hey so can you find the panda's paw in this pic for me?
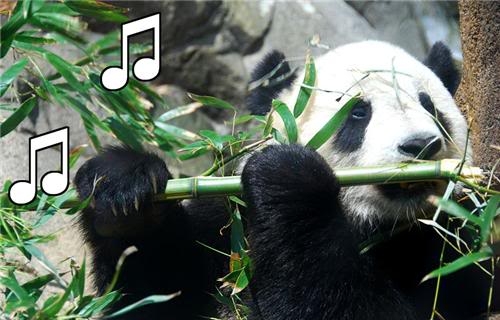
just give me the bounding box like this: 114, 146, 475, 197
241, 144, 340, 208
74, 146, 170, 237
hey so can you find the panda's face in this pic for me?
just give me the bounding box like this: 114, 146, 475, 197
269, 41, 468, 225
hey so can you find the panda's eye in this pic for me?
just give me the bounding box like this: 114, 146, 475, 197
351, 102, 369, 119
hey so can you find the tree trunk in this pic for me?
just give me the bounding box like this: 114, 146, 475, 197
455, 1, 499, 188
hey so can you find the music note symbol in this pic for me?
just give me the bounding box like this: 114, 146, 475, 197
8, 127, 70, 205
100, 13, 161, 91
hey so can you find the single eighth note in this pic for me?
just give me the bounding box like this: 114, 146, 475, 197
100, 13, 161, 91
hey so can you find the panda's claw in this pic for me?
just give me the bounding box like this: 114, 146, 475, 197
74, 145, 170, 236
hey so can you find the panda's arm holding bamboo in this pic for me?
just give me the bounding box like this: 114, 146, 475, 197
241, 144, 418, 320
74, 146, 228, 318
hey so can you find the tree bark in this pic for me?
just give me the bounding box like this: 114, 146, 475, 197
455, 1, 500, 188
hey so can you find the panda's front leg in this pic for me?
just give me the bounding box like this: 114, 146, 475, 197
74, 146, 215, 318
241, 144, 418, 320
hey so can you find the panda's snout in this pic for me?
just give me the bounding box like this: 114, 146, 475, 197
397, 136, 442, 159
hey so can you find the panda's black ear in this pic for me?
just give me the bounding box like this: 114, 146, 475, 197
246, 50, 296, 115
423, 42, 460, 95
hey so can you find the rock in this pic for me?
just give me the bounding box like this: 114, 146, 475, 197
243, 1, 377, 72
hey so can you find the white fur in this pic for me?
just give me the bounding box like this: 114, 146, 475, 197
272, 41, 469, 224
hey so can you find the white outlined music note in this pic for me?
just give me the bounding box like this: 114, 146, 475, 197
8, 127, 70, 205
100, 13, 161, 91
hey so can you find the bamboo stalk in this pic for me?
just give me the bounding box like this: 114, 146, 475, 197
154, 159, 484, 201
53, 159, 487, 209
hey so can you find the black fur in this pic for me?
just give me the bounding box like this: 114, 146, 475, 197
246, 50, 297, 115
334, 100, 372, 153
423, 42, 460, 95
75, 145, 495, 320
241, 145, 418, 320
75, 146, 229, 319
418, 92, 453, 138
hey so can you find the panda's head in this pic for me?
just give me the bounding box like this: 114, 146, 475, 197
247, 41, 469, 226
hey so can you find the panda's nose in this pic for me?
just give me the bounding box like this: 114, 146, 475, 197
398, 136, 442, 159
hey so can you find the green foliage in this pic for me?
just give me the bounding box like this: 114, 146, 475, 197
1, 1, 498, 319
0, 0, 186, 155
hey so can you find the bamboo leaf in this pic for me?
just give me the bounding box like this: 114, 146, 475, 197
21, 274, 55, 294
83, 118, 102, 151
31, 12, 86, 44
65, 0, 128, 23
77, 291, 121, 317
272, 99, 297, 143
232, 266, 251, 295
0, 0, 29, 58
0, 58, 28, 97
155, 121, 200, 141
306, 95, 360, 150
106, 117, 143, 151
421, 249, 492, 282
480, 195, 500, 243
157, 103, 203, 122
188, 93, 236, 111
0, 274, 35, 307
200, 130, 234, 151
43, 52, 85, 94
0, 96, 36, 137
293, 53, 316, 118
14, 33, 57, 45
431, 196, 482, 226
104, 293, 181, 319
64, 95, 107, 131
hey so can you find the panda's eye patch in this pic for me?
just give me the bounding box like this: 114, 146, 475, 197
350, 101, 370, 119
418, 92, 435, 115
418, 91, 452, 137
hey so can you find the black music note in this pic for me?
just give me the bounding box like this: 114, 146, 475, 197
100, 13, 161, 91
8, 127, 70, 205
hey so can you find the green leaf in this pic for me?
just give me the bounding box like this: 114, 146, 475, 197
65, 0, 128, 23
14, 33, 57, 45
293, 54, 316, 118
230, 207, 246, 254
233, 114, 257, 125
229, 195, 247, 207
0, 274, 35, 307
78, 291, 121, 317
480, 195, 500, 243
434, 197, 482, 226
155, 121, 200, 141
31, 12, 86, 44
263, 112, 274, 137
43, 52, 87, 95
0, 96, 36, 137
273, 100, 297, 143
24, 244, 64, 285
421, 248, 493, 282
0, 58, 28, 96
22, 274, 55, 293
157, 103, 203, 122
233, 266, 251, 295
106, 117, 144, 151
64, 95, 107, 131
83, 118, 102, 151
188, 93, 236, 111
178, 140, 210, 161
105, 293, 181, 319
199, 130, 234, 151
306, 94, 361, 150
0, 0, 30, 57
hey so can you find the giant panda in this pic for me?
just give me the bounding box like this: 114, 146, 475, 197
74, 41, 496, 320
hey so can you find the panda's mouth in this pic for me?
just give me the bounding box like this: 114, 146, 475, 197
377, 181, 438, 200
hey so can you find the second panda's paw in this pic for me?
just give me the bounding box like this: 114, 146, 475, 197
74, 146, 170, 237
241, 144, 340, 209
